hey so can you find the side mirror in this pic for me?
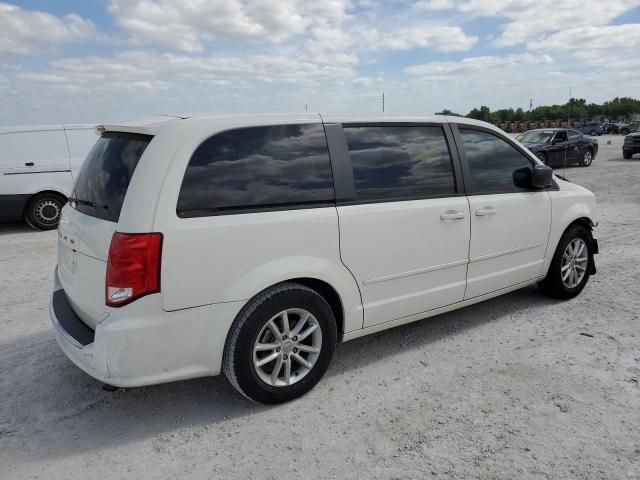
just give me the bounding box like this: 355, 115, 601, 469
531, 164, 553, 188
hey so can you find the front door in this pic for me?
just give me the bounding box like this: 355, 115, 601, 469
455, 126, 552, 299
336, 124, 470, 327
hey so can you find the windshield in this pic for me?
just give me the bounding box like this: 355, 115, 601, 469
518, 131, 553, 143
71, 132, 153, 222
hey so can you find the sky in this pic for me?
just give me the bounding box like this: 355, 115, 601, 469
0, 0, 639, 126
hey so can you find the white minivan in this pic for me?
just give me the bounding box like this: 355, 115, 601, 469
0, 124, 97, 229
50, 114, 598, 404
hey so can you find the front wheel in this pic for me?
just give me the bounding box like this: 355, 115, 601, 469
580, 149, 593, 167
223, 282, 337, 404
24, 192, 66, 230
623, 151, 633, 159
538, 224, 594, 300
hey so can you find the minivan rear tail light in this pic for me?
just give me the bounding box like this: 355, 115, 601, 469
106, 232, 163, 307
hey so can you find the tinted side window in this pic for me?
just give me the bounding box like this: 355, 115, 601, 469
177, 124, 334, 216
343, 125, 456, 202
567, 130, 581, 141
460, 128, 533, 194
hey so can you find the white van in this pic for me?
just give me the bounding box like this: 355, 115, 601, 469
0, 124, 97, 229
50, 114, 598, 404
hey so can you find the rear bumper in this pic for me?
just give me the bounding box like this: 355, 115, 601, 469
50, 266, 244, 387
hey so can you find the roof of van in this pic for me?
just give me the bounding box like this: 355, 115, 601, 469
0, 124, 95, 135
96, 112, 499, 136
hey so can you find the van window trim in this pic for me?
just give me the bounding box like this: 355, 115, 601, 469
450, 123, 559, 195
335, 122, 464, 206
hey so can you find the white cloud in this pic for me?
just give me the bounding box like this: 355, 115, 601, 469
457, 0, 639, 47
529, 23, 640, 52
404, 52, 553, 76
414, 0, 456, 11
378, 25, 478, 51
107, 0, 352, 52
12, 50, 357, 92
0, 2, 97, 54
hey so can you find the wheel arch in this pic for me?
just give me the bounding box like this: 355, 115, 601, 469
232, 277, 348, 342
287, 277, 345, 342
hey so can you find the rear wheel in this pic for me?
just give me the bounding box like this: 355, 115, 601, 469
538, 224, 593, 300
223, 282, 336, 404
580, 148, 593, 167
24, 192, 66, 230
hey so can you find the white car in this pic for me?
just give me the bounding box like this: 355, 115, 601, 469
50, 113, 598, 404
0, 124, 97, 229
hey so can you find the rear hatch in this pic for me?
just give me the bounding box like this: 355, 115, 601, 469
57, 132, 152, 328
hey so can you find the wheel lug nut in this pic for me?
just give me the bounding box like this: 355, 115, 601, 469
276, 347, 281, 352
293, 348, 298, 353
292, 336, 298, 341
283, 354, 288, 360
282, 335, 287, 340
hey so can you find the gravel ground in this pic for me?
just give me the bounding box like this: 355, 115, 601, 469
1, 135, 639, 480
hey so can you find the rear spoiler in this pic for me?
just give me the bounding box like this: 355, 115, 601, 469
96, 115, 187, 136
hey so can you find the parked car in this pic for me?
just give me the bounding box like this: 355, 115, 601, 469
0, 124, 96, 230
620, 123, 640, 135
623, 132, 640, 159
604, 123, 623, 134
516, 128, 598, 167
50, 114, 598, 404
575, 122, 604, 136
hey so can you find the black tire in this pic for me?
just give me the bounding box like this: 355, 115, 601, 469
623, 151, 632, 159
579, 148, 594, 167
223, 282, 337, 404
589, 130, 597, 136
538, 224, 594, 300
24, 192, 66, 230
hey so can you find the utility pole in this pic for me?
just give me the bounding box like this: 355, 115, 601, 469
567, 86, 572, 126
528, 98, 532, 124
382, 92, 385, 113
305, 104, 308, 112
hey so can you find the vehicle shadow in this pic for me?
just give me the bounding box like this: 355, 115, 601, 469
1, 285, 556, 463
0, 221, 36, 236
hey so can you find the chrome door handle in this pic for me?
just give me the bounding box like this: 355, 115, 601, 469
440, 210, 466, 221
475, 206, 497, 216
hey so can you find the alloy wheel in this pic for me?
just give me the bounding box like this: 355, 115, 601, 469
561, 238, 588, 288
253, 308, 322, 387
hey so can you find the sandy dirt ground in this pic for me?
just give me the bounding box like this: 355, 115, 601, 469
1, 135, 639, 480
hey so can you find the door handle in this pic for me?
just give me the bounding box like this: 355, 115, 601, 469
440, 210, 466, 221
475, 206, 497, 216
25, 162, 34, 167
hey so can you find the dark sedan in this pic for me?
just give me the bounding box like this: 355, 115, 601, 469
516, 128, 598, 167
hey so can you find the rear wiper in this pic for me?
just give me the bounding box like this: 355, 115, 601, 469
70, 197, 109, 209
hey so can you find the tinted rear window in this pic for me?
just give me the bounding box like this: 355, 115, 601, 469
177, 124, 334, 216
71, 132, 152, 222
